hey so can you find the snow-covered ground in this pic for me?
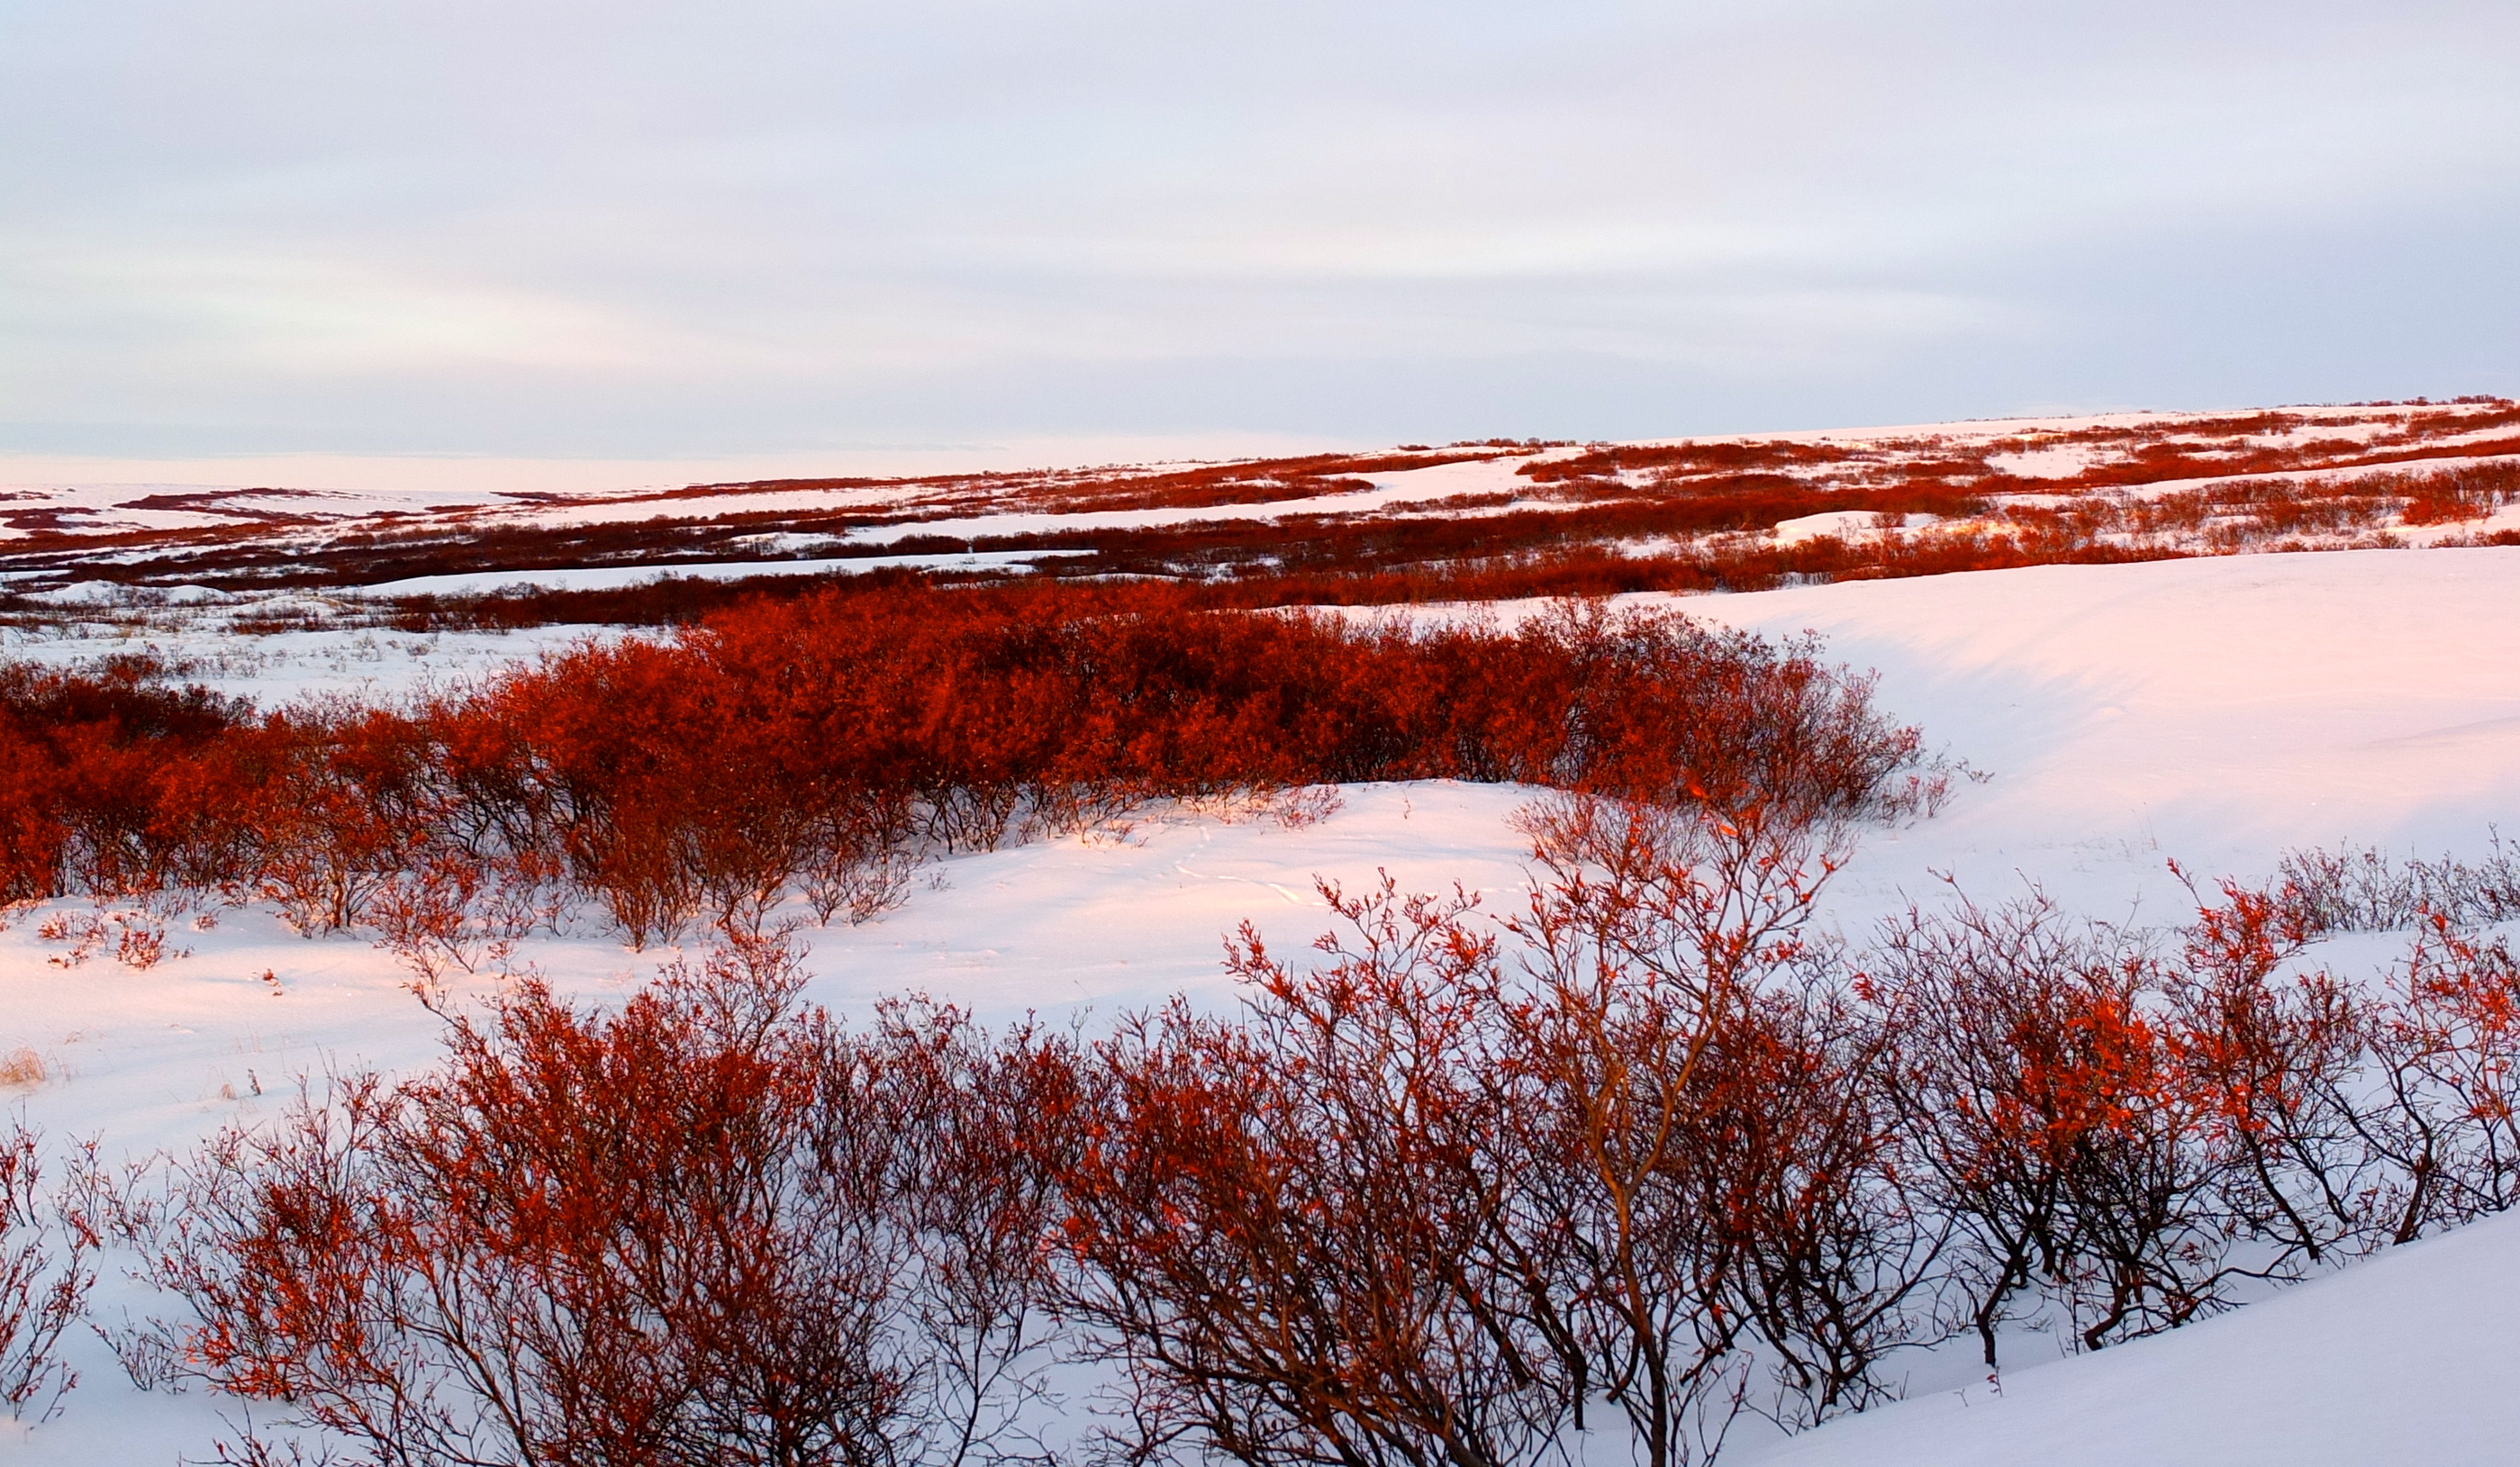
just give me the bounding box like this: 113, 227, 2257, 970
1745, 1204, 2520, 1467
1681, 546, 2520, 914
0, 618, 606, 704
6, 546, 2520, 1462
349, 548, 1095, 599
11, 402, 2512, 600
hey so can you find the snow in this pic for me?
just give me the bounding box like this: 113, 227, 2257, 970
0, 785, 1544, 1462
0, 434, 1347, 507
1768, 510, 1887, 545
837, 456, 1537, 548
11, 406, 2512, 608
1676, 548, 2520, 903
0, 483, 507, 540
347, 548, 1092, 598
2390, 477, 2520, 548
795, 784, 1542, 1021
0, 622, 612, 703
2102, 452, 2520, 503
0, 784, 1541, 1155
1745, 1207, 2520, 1467
8, 544, 2520, 1461
20, 581, 130, 606
484, 481, 964, 531
1984, 446, 2098, 478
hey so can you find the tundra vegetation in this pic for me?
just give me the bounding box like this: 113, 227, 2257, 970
3, 570, 2519, 1463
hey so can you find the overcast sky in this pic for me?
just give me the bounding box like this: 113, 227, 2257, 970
4, 0, 2516, 474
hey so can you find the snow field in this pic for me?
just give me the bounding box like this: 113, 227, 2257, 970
5, 545, 2519, 1462
1744, 1203, 2520, 1467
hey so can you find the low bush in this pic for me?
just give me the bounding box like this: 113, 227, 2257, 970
53, 805, 2520, 1464
1, 1120, 92, 1423
105, 935, 1078, 1467
0, 588, 1937, 949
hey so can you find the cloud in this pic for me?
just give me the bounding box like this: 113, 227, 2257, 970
2, 0, 2515, 462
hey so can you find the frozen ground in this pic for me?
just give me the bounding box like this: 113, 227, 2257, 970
5, 546, 2520, 1462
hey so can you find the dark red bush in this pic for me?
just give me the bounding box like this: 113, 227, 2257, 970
115, 936, 1079, 1467
0, 586, 1933, 949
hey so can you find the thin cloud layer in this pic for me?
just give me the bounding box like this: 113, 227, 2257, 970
3, 0, 2515, 463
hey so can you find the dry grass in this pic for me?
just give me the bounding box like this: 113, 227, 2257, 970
0, 1046, 46, 1087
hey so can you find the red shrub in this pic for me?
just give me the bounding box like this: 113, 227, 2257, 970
1869, 892, 2234, 1361
1057, 793, 1913, 1463
0, 1121, 92, 1423
0, 584, 1933, 947
117, 937, 1078, 1467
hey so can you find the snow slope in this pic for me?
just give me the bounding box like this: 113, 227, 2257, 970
6, 546, 2520, 1461
1675, 546, 2520, 923
1745, 1205, 2520, 1467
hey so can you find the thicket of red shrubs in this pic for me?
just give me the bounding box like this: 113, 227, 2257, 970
16, 798, 2520, 1464
367, 529, 2180, 634
0, 583, 1935, 952
86, 945, 1076, 1466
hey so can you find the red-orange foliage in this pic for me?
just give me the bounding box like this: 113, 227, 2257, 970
113, 936, 1079, 1467
2396, 461, 2520, 525
1518, 439, 1863, 484
2162, 875, 2379, 1259
2363, 921, 2520, 1228
0, 588, 1932, 949
1869, 892, 2236, 1360
0, 656, 252, 907
1059, 795, 1924, 1466
1062, 883, 1561, 1467
0, 1121, 92, 1424
81, 816, 2520, 1461
8, 402, 2513, 609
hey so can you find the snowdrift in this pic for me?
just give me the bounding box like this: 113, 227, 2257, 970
1748, 1205, 2520, 1467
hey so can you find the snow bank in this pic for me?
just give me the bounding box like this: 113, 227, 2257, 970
1675, 547, 2520, 923
1747, 1207, 2520, 1467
